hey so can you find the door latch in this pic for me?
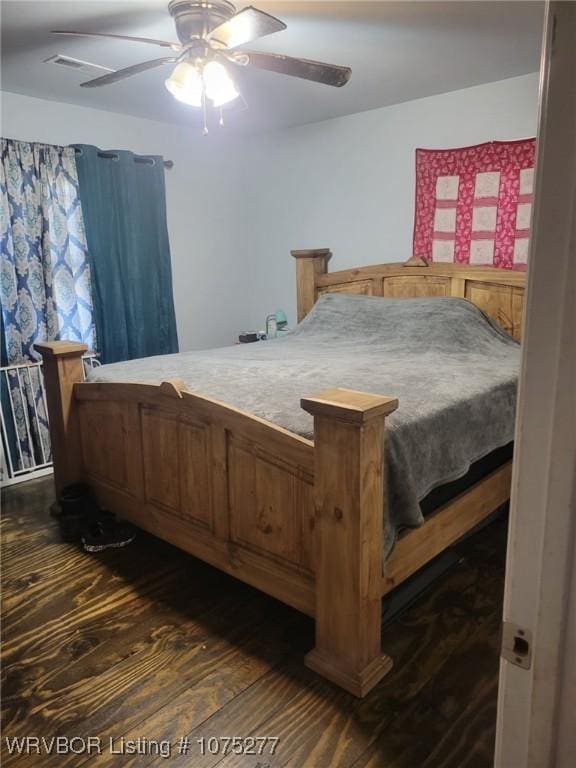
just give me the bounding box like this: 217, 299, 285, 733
501, 622, 532, 669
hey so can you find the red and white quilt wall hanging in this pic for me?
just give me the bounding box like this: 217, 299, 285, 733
412, 138, 536, 270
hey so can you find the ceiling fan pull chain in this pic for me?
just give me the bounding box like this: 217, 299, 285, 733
219, 107, 224, 127
202, 84, 209, 135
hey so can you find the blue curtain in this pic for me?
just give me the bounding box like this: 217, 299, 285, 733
74, 145, 178, 364
0, 138, 96, 473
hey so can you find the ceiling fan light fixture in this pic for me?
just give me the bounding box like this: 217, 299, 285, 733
165, 60, 203, 106
58, 1, 352, 127
202, 60, 239, 106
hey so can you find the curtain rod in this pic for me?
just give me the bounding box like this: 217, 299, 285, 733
73, 147, 173, 169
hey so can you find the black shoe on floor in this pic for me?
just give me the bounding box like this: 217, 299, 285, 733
57, 483, 112, 543
59, 483, 96, 515
81, 519, 137, 553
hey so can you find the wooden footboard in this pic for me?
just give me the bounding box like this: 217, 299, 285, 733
36, 342, 402, 696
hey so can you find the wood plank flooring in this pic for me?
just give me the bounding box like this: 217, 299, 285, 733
1, 478, 506, 767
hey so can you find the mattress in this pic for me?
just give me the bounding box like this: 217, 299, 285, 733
88, 293, 521, 555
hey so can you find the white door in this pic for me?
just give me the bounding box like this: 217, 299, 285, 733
495, 2, 576, 766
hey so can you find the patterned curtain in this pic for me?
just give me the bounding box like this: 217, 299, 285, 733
0, 138, 96, 472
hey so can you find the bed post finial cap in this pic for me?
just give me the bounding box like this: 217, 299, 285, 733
301, 388, 398, 424
291, 249, 332, 262
34, 341, 88, 358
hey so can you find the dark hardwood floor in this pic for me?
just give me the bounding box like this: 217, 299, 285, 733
1, 477, 506, 767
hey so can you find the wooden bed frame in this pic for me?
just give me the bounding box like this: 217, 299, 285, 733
36, 251, 525, 697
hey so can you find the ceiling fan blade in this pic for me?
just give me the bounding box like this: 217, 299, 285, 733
239, 51, 351, 87
208, 7, 286, 49
80, 57, 175, 88
51, 30, 180, 50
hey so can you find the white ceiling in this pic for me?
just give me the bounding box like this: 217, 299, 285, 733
1, 1, 544, 134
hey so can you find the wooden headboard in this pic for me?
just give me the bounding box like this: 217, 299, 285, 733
292, 249, 526, 341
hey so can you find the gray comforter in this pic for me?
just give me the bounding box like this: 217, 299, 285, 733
88, 294, 520, 556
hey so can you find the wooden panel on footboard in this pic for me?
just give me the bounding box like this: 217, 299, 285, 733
73, 379, 318, 617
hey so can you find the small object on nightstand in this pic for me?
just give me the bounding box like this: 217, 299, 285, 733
275, 309, 288, 329
239, 310, 291, 343
238, 331, 260, 343
265, 314, 278, 339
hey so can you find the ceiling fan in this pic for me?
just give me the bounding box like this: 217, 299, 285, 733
52, 0, 352, 130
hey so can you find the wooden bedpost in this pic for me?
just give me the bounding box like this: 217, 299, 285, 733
291, 248, 332, 322
301, 387, 399, 697
34, 341, 87, 498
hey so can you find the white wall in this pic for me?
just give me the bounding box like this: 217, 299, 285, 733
2, 73, 540, 343
0, 90, 252, 351
240, 73, 540, 328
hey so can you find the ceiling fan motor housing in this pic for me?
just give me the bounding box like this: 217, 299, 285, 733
168, 0, 237, 44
